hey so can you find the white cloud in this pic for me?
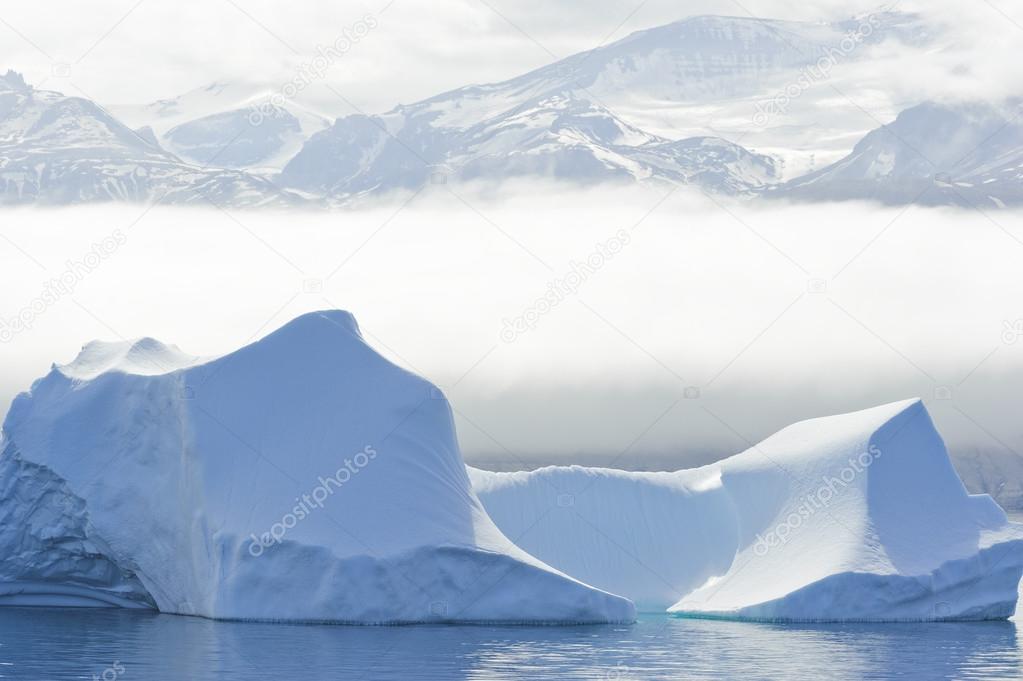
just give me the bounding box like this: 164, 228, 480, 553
1, 0, 1019, 115
1, 187, 1021, 468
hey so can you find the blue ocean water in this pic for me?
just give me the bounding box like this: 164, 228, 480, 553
3, 607, 1022, 680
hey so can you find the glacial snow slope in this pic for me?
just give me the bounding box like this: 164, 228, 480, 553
471, 400, 1023, 621
554, 12, 928, 106
114, 81, 331, 172
592, 11, 932, 177
771, 101, 1023, 207
0, 72, 304, 207
0, 311, 633, 624
277, 13, 855, 198
278, 12, 928, 199
280, 92, 778, 197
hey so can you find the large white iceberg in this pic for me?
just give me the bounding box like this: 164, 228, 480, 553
4, 311, 1019, 624
0, 310, 634, 624
471, 400, 1023, 621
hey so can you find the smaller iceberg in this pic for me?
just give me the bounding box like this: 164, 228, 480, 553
472, 400, 1023, 621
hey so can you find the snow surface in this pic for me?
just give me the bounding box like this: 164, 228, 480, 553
471, 400, 1023, 621
0, 311, 633, 624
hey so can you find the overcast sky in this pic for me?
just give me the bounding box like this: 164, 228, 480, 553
1, 0, 1020, 113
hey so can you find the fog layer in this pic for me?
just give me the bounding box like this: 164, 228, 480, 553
0, 185, 1020, 470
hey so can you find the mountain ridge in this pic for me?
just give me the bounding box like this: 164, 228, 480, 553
1, 11, 1015, 208
0, 71, 306, 208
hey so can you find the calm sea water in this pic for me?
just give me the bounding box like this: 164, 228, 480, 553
3, 607, 1022, 680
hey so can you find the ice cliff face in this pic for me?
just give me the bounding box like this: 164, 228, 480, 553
0, 311, 633, 624
472, 400, 1023, 621
0, 442, 155, 609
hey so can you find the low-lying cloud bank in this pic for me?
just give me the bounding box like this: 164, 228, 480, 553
0, 184, 1020, 479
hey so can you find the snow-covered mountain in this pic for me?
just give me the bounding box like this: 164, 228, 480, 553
771, 100, 1023, 207
526, 11, 925, 106
280, 92, 778, 197
0, 72, 304, 208
278, 12, 934, 200
114, 81, 331, 172
4, 12, 1011, 208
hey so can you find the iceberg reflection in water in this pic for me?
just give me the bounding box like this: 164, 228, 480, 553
4, 607, 1023, 680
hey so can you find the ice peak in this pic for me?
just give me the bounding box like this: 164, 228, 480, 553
862, 396, 924, 420
219, 309, 373, 375
261, 309, 362, 344
758, 397, 923, 437
58, 336, 199, 380
52, 311, 364, 384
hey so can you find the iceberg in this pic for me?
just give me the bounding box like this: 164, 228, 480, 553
471, 400, 1023, 621
0, 310, 634, 624
4, 310, 1019, 624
